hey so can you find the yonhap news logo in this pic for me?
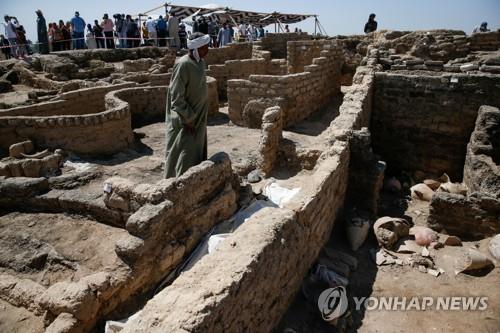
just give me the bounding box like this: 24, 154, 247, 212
317, 289, 489, 322
317, 286, 349, 321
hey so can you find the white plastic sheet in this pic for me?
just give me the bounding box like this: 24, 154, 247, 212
263, 182, 300, 208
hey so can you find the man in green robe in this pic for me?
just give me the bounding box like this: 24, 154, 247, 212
164, 32, 210, 178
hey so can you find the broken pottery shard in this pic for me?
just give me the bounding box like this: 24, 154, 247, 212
410, 183, 434, 201
438, 181, 467, 195
423, 179, 441, 191
437, 173, 450, 183
372, 248, 397, 266
454, 249, 494, 275
410, 226, 438, 246
489, 234, 500, 260
443, 235, 462, 246
346, 217, 370, 251
395, 238, 423, 254
374, 217, 411, 249
427, 269, 440, 277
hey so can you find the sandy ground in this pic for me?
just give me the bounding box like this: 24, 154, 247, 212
0, 84, 36, 107
276, 191, 500, 333
0, 212, 128, 287
0, 299, 44, 333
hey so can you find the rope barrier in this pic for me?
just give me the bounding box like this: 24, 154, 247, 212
0, 36, 176, 49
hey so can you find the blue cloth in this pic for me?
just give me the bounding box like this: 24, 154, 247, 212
71, 16, 86, 33
73, 31, 85, 49
156, 19, 167, 31
217, 28, 232, 46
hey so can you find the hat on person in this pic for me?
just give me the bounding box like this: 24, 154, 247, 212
187, 32, 210, 62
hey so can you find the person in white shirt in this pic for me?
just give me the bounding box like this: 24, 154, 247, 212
168, 13, 179, 49
145, 17, 157, 46
2, 15, 18, 57
238, 23, 247, 41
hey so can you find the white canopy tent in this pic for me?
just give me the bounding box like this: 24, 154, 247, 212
138, 2, 326, 35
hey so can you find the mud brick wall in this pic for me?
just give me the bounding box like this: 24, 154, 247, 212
371, 72, 500, 181
204, 42, 253, 65
149, 72, 171, 86
428, 192, 500, 240
0, 83, 134, 117
0, 84, 137, 155
110, 86, 167, 127
122, 141, 350, 333
463, 105, 500, 198
287, 40, 336, 73
468, 30, 500, 51
259, 32, 312, 58
54, 46, 169, 64
207, 58, 272, 99
0, 153, 240, 332
206, 44, 287, 100
227, 42, 343, 128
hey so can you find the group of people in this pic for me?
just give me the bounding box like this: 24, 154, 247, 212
1, 10, 274, 59
1, 15, 28, 59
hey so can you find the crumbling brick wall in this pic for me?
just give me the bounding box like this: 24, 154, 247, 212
287, 39, 337, 73
207, 58, 273, 99
0, 153, 239, 332
428, 105, 500, 240
121, 141, 350, 333
53, 46, 170, 64
463, 105, 500, 198
120, 61, 380, 333
258, 32, 312, 58
257, 106, 282, 175
371, 72, 500, 180
0, 84, 136, 155
227, 41, 343, 128
109, 86, 167, 127
428, 191, 500, 240
0, 83, 134, 117
468, 30, 500, 51
204, 43, 253, 65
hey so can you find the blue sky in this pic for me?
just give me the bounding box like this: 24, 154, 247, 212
2, 0, 499, 41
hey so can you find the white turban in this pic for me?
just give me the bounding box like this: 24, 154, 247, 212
187, 34, 210, 62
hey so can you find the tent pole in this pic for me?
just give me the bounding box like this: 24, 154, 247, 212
139, 15, 143, 45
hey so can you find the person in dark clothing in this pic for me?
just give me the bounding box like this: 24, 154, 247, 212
157, 15, 167, 47
178, 22, 187, 49
60, 20, 71, 50
125, 15, 134, 48
93, 19, 104, 48
0, 35, 11, 59
364, 13, 377, 33
198, 17, 208, 35
36, 10, 49, 54
192, 16, 199, 33
133, 19, 140, 47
